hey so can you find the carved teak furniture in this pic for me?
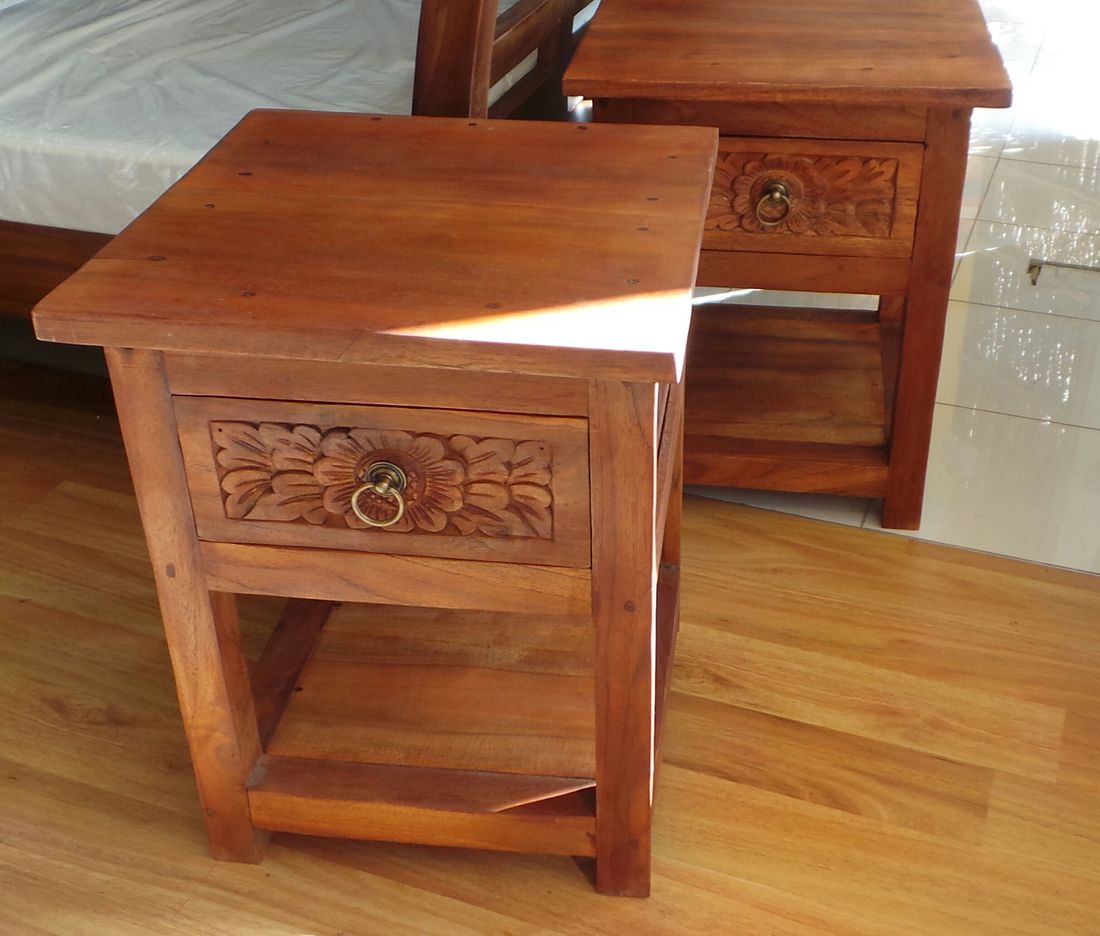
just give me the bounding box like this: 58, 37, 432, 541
32, 111, 717, 897
565, 0, 1012, 529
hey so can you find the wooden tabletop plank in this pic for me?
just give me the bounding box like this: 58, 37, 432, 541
565, 0, 1012, 108
33, 111, 717, 383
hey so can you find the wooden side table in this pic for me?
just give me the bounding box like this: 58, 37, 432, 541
32, 111, 717, 897
564, 0, 1012, 529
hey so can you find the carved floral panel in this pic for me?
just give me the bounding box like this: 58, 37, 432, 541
209, 421, 554, 538
707, 152, 899, 238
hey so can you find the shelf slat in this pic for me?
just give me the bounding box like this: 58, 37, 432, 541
684, 304, 891, 494
267, 603, 597, 779
687, 304, 886, 447
249, 755, 596, 856
684, 435, 889, 494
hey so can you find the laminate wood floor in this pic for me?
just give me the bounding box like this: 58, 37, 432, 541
2, 358, 1098, 935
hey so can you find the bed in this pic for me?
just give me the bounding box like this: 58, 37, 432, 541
0, 0, 577, 318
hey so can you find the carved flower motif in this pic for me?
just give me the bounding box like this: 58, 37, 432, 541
211, 421, 555, 538
450, 436, 553, 539
707, 152, 898, 238
214, 423, 328, 523
314, 429, 465, 533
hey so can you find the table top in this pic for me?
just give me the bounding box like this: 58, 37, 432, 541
33, 110, 717, 383
564, 0, 1012, 109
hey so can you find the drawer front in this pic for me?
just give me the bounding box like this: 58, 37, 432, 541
175, 396, 591, 568
704, 137, 923, 259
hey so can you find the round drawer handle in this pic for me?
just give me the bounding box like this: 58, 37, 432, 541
755, 180, 792, 227
350, 461, 408, 528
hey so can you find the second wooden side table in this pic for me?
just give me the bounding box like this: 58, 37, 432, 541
565, 0, 1012, 529
32, 110, 717, 896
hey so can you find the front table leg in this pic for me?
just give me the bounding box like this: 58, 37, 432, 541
589, 378, 660, 896
105, 348, 268, 862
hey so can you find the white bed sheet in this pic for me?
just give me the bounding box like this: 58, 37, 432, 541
0, 0, 524, 234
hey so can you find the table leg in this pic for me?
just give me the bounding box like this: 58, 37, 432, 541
105, 348, 268, 862
662, 384, 684, 569
589, 378, 659, 897
882, 108, 971, 529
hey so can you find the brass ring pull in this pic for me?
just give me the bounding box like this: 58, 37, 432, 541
350, 461, 407, 528
755, 180, 792, 227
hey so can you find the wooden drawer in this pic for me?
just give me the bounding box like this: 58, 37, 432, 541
704, 137, 923, 259
175, 396, 591, 568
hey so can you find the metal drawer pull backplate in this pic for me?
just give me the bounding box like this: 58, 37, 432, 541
755, 180, 793, 227
350, 461, 408, 528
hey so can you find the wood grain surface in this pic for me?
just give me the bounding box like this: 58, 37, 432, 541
565, 0, 1012, 108
266, 602, 596, 778
881, 108, 973, 529
413, 0, 498, 118
4, 359, 1100, 932
589, 377, 661, 895
163, 353, 592, 418
200, 540, 593, 617
32, 111, 715, 384
593, 99, 930, 143
696, 248, 911, 294
686, 306, 888, 447
248, 756, 598, 857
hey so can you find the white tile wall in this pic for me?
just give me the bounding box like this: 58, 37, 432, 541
693, 0, 1100, 575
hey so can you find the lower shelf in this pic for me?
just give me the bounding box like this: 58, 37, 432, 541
684, 304, 891, 495
245, 564, 682, 859
266, 602, 597, 778
249, 601, 599, 856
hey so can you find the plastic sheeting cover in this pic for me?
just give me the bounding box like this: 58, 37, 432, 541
0, 0, 523, 233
